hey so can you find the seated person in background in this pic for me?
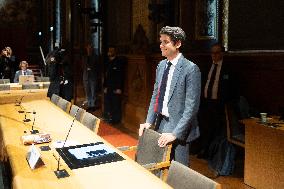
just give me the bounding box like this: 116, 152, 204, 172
14, 61, 33, 83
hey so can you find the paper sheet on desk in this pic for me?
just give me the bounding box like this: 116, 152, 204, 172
52, 140, 79, 148
68, 143, 115, 160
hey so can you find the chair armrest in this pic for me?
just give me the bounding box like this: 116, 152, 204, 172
142, 161, 171, 171
117, 145, 137, 152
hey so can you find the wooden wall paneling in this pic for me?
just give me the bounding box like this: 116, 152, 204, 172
123, 55, 149, 132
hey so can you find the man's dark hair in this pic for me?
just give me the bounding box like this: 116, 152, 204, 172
159, 26, 186, 44
211, 43, 225, 52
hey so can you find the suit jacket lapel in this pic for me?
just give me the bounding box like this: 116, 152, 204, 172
168, 56, 184, 103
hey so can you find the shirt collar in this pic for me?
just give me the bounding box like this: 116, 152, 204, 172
167, 53, 181, 67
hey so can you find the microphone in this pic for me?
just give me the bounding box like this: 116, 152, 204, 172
16, 96, 26, 114
54, 103, 84, 179
15, 96, 24, 107
23, 111, 33, 122
30, 111, 39, 134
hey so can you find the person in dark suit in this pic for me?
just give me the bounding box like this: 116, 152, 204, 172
103, 47, 125, 124
13, 61, 33, 83
5, 47, 18, 81
83, 44, 97, 111
139, 26, 201, 166
46, 47, 62, 98
46, 46, 73, 101
0, 48, 13, 81
59, 47, 73, 102
197, 43, 236, 159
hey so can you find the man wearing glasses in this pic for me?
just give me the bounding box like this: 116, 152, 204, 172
197, 43, 233, 159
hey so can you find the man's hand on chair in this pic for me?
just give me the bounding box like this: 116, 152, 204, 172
139, 123, 151, 136
158, 133, 176, 147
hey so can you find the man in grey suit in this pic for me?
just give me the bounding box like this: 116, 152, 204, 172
139, 26, 201, 166
13, 61, 33, 83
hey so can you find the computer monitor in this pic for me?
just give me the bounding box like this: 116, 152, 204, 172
19, 75, 35, 84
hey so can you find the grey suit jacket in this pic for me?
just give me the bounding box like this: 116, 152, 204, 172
146, 55, 201, 142
14, 69, 33, 83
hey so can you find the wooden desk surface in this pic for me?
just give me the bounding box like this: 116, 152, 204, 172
0, 89, 48, 104
243, 118, 284, 189
1, 82, 50, 90
0, 100, 172, 189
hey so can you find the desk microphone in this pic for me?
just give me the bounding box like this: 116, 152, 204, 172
54, 103, 84, 179
15, 96, 25, 107
18, 104, 25, 113
30, 111, 39, 134
23, 111, 32, 122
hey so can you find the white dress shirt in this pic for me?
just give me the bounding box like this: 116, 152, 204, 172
204, 60, 223, 100
161, 53, 181, 117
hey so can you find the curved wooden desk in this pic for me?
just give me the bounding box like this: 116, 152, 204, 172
0, 89, 48, 105
0, 100, 171, 189
243, 118, 284, 189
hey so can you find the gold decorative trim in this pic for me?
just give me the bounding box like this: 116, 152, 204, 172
222, 0, 229, 51
195, 0, 219, 40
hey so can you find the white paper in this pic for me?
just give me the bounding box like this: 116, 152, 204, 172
27, 144, 41, 169
52, 140, 79, 148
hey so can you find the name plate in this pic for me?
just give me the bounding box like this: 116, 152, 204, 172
26, 144, 44, 169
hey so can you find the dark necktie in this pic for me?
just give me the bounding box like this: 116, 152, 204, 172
156, 62, 172, 113
207, 64, 217, 99
23, 71, 26, 75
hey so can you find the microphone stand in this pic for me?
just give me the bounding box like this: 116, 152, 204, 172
23, 111, 31, 122
15, 96, 24, 107
30, 111, 39, 134
18, 104, 25, 114
54, 105, 83, 179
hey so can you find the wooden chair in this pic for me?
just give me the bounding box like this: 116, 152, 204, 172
35, 76, 50, 82
22, 83, 40, 90
0, 79, 10, 84
118, 128, 172, 181
80, 112, 100, 134
225, 103, 245, 148
43, 83, 50, 89
0, 84, 10, 91
57, 98, 71, 112
166, 160, 222, 189
69, 104, 86, 122
50, 94, 61, 105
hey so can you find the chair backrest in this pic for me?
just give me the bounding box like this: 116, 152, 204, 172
69, 104, 86, 122
51, 94, 61, 104
167, 161, 221, 189
136, 129, 171, 167
0, 84, 10, 91
57, 98, 71, 112
22, 83, 40, 90
43, 83, 50, 89
238, 96, 250, 119
225, 102, 245, 147
0, 79, 10, 84
35, 76, 50, 82
81, 112, 100, 134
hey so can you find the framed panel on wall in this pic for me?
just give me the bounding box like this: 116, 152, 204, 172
195, 0, 218, 40
224, 0, 284, 52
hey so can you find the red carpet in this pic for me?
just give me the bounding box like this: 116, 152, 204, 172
97, 121, 138, 159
